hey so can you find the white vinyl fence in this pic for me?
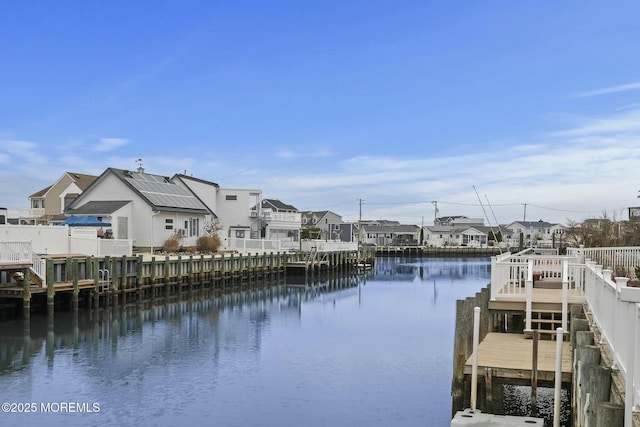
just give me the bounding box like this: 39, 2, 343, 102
583, 260, 640, 426
0, 224, 131, 257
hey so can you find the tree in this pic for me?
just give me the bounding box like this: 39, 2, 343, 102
301, 227, 322, 239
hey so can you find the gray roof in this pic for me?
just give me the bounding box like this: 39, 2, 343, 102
262, 199, 298, 212
67, 200, 130, 215
68, 168, 211, 214
112, 168, 210, 213
511, 220, 558, 228
361, 224, 420, 233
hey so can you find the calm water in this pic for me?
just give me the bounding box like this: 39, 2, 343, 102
0, 257, 492, 427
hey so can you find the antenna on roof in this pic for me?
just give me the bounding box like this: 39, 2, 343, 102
136, 158, 144, 174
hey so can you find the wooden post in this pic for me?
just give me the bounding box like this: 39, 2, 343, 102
150, 256, 156, 286
585, 365, 612, 427
92, 257, 100, 310
164, 256, 170, 295
595, 402, 624, 427
577, 345, 601, 426
72, 258, 79, 312
121, 255, 127, 298
22, 267, 30, 319
136, 255, 143, 299
451, 299, 468, 415
570, 318, 590, 351
484, 367, 492, 412
46, 258, 55, 318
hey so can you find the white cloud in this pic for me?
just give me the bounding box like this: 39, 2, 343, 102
95, 138, 128, 152
574, 81, 640, 98
551, 109, 640, 138
275, 147, 333, 159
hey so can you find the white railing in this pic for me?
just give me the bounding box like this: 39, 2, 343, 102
583, 260, 640, 425
490, 252, 583, 301
568, 246, 640, 278
263, 212, 301, 223
300, 240, 358, 252
98, 239, 133, 256
31, 253, 47, 288
0, 241, 32, 264
225, 238, 296, 253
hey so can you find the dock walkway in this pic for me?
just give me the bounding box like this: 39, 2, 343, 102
463, 332, 571, 383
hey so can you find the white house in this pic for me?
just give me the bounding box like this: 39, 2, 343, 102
171, 174, 263, 244
360, 224, 420, 246
65, 167, 213, 250
505, 220, 564, 247
259, 199, 301, 244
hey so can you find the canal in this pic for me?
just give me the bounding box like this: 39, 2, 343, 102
0, 256, 492, 427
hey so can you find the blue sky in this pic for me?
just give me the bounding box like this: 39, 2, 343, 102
2, 1, 640, 225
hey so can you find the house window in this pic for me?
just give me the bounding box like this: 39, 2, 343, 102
226, 195, 237, 201
303, 218, 307, 224
235, 230, 245, 238
165, 219, 174, 230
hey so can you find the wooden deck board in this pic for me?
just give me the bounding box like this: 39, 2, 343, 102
463, 332, 572, 382
489, 288, 584, 311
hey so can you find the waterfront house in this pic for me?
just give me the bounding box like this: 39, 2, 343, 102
434, 215, 484, 227
171, 174, 262, 245
65, 167, 212, 251
360, 223, 420, 246
258, 199, 301, 246
505, 220, 564, 247
423, 225, 506, 248
300, 210, 343, 240
20, 172, 97, 224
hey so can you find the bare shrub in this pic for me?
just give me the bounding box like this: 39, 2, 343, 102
197, 235, 221, 253
163, 234, 181, 253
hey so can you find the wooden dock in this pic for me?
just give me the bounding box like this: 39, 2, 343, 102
0, 248, 375, 319
463, 332, 572, 383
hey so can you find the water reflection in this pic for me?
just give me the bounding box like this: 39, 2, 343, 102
0, 258, 491, 427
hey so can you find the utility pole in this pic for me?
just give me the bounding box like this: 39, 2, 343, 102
523, 203, 527, 222
357, 198, 364, 244
431, 201, 439, 224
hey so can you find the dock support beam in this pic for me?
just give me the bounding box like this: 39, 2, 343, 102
21, 267, 30, 320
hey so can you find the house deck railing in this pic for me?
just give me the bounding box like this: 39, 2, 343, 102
300, 240, 358, 252
0, 241, 32, 264
567, 246, 640, 278
491, 246, 640, 424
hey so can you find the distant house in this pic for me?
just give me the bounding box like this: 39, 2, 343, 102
434, 216, 484, 227
25, 172, 97, 224
259, 199, 301, 243
423, 224, 506, 247
505, 220, 564, 247
334, 222, 359, 243
65, 167, 212, 250
300, 210, 343, 240
629, 207, 640, 222
360, 224, 420, 246
172, 174, 262, 243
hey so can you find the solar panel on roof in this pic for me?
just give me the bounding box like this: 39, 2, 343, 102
123, 174, 208, 211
